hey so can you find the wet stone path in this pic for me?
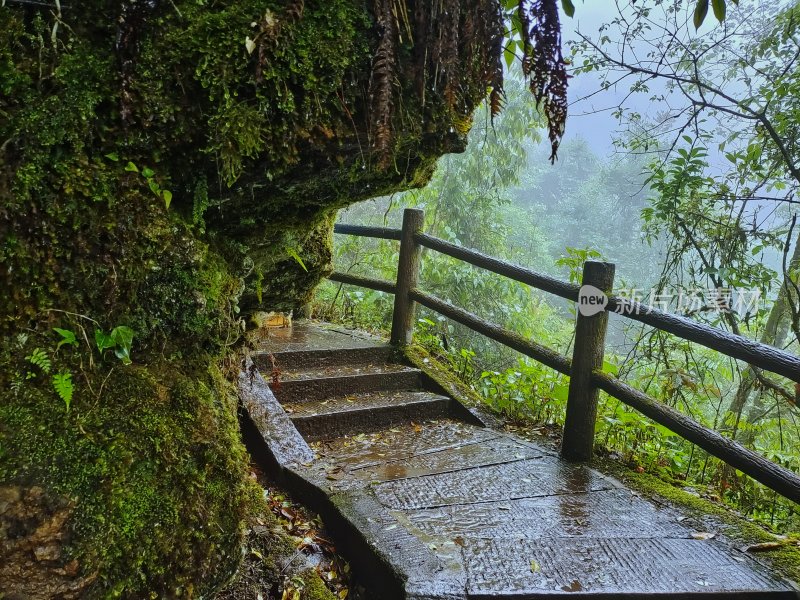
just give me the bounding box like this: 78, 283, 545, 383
240, 322, 798, 599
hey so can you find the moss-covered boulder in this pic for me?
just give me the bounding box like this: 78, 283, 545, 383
0, 0, 493, 596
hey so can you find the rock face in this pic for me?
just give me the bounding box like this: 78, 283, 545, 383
0, 0, 492, 596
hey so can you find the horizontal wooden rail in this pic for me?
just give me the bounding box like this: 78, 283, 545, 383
592, 371, 800, 503
409, 288, 571, 375
416, 232, 579, 302
333, 223, 402, 240
608, 297, 800, 383
416, 232, 800, 384
328, 271, 396, 294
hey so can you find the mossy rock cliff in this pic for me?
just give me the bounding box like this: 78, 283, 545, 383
0, 0, 493, 597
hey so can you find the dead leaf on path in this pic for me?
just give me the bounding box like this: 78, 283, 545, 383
453, 536, 466, 547
691, 532, 716, 540
530, 559, 540, 573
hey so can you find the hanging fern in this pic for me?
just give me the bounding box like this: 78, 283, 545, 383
369, 0, 398, 168
365, 0, 569, 166
517, 0, 568, 163
52, 372, 74, 411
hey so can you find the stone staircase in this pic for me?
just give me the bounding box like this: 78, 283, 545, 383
239, 322, 798, 600
252, 327, 479, 441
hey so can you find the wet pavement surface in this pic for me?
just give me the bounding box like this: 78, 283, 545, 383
243, 322, 798, 599
253, 322, 385, 353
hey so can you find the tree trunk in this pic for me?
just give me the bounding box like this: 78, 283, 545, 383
727, 229, 800, 440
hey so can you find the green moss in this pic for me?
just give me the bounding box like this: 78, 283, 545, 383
0, 346, 259, 598
405, 345, 486, 409
299, 570, 338, 600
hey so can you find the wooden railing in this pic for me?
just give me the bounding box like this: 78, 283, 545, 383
330, 208, 800, 504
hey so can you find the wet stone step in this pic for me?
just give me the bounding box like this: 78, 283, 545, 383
270, 363, 425, 404
311, 419, 500, 471
372, 457, 617, 510
399, 488, 691, 541
351, 435, 544, 484
251, 322, 385, 353
463, 537, 792, 597
254, 344, 394, 371
286, 391, 452, 441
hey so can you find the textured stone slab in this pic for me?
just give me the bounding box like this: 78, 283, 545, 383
463, 537, 793, 597
374, 457, 616, 509
355, 435, 543, 484
399, 488, 690, 541
312, 420, 499, 470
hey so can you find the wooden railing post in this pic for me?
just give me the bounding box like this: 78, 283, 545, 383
390, 208, 424, 345
561, 260, 615, 461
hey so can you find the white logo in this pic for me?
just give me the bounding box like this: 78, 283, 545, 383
578, 285, 608, 317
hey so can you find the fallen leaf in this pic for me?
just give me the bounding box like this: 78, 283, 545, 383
691, 532, 716, 540
530, 559, 540, 573
743, 542, 784, 552
561, 580, 583, 592
453, 536, 466, 547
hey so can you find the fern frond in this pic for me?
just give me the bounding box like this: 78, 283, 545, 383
26, 348, 51, 374
52, 372, 74, 411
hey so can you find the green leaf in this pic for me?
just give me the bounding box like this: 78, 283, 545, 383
504, 46, 515, 70
602, 360, 619, 376
95, 329, 115, 353
162, 189, 172, 209
693, 0, 709, 29
551, 384, 569, 403
111, 326, 134, 365
711, 0, 726, 21
148, 179, 161, 196
141, 167, 155, 178
561, 0, 575, 18
105, 152, 119, 162
53, 327, 78, 350
285, 247, 308, 272
124, 161, 139, 173
52, 372, 74, 411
